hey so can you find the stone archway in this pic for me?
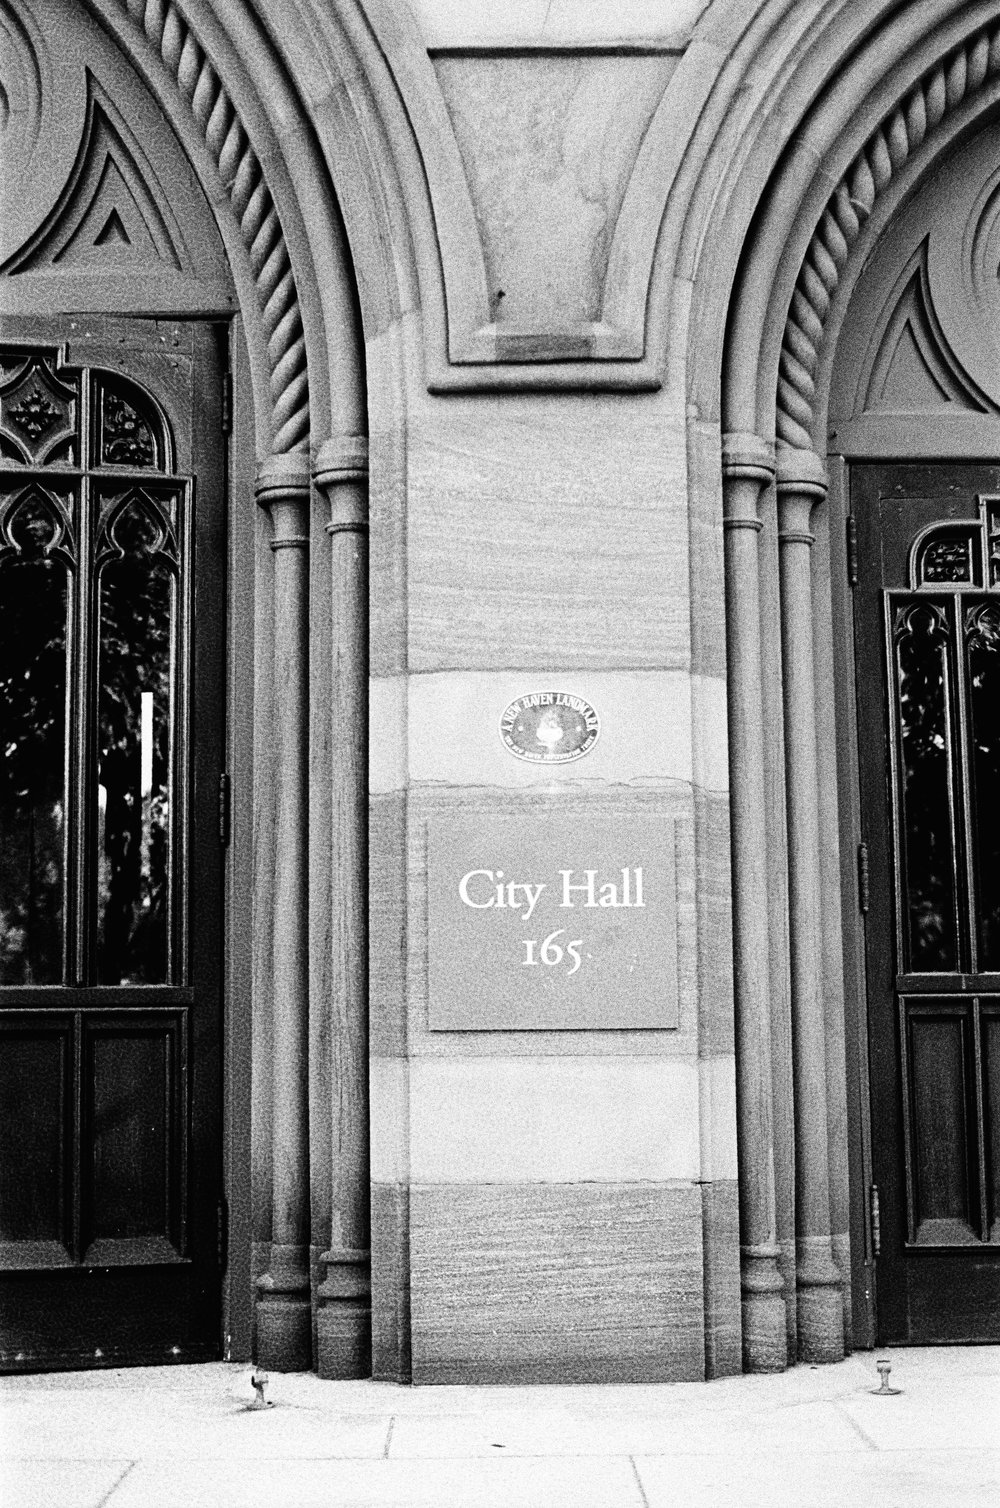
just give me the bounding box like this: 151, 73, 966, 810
699, 1, 1000, 1371
0, 0, 387, 1377
84, 0, 375, 1379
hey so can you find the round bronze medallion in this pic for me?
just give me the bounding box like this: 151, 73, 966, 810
499, 691, 600, 764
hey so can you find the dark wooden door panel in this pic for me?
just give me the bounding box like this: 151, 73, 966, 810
0, 1015, 73, 1267
0, 1266, 218, 1370
853, 462, 1000, 1343
902, 1001, 978, 1245
82, 1012, 186, 1266
984, 1009, 1000, 1240
0, 317, 225, 1370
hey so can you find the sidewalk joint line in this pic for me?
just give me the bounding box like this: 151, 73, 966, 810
384, 1416, 395, 1459
630, 1454, 651, 1507
95, 1459, 137, 1507
834, 1400, 881, 1451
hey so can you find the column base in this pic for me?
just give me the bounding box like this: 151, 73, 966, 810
796, 1284, 845, 1364
796, 1236, 845, 1364
741, 1292, 787, 1373
256, 1295, 312, 1371
317, 1301, 371, 1379
315, 1247, 371, 1380
256, 1242, 312, 1371
740, 1245, 787, 1373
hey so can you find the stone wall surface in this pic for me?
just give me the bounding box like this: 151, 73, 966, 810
325, 0, 754, 1384
356, 235, 739, 1375
409, 0, 709, 48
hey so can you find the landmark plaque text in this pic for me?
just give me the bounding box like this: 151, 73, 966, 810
427, 814, 679, 1030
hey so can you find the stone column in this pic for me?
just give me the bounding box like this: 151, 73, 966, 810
255, 455, 312, 1371
312, 437, 371, 1378
721, 432, 787, 1373
775, 447, 844, 1364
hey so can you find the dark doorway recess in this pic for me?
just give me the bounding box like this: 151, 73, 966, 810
853, 461, 1000, 1344
0, 317, 226, 1371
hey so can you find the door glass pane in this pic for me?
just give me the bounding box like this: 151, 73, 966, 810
895, 600, 959, 971
0, 489, 71, 983
966, 604, 1000, 970
95, 491, 177, 985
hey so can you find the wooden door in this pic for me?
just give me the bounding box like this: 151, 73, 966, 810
854, 460, 1000, 1343
0, 317, 226, 1370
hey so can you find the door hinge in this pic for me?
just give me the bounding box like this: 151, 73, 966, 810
870, 1183, 881, 1258
218, 772, 231, 846
217, 1197, 228, 1270
857, 840, 870, 913
846, 515, 859, 586
221, 372, 233, 434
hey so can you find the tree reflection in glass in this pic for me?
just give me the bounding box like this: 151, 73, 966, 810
896, 602, 958, 971
0, 494, 69, 983
967, 604, 1000, 969
95, 494, 175, 984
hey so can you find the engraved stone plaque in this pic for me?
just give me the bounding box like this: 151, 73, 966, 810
427, 814, 678, 1031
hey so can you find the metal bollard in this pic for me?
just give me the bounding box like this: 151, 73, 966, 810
870, 1358, 901, 1396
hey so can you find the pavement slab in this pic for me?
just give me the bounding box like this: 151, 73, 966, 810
0, 1347, 997, 1506
0, 1459, 135, 1508
635, 1448, 1000, 1508
89, 1455, 647, 1508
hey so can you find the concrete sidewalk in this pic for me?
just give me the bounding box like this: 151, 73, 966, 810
2, 1346, 998, 1507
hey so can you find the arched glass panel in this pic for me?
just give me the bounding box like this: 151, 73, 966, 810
95, 492, 179, 984
894, 601, 959, 971
0, 487, 72, 983
94, 376, 166, 470
0, 346, 185, 987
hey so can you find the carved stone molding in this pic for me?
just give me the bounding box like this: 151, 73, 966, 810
6, 81, 187, 276
104, 0, 309, 452
317, 0, 691, 391
777, 19, 1000, 451
721, 430, 787, 1373
255, 454, 313, 1372
706, 5, 1000, 1373
312, 435, 370, 1380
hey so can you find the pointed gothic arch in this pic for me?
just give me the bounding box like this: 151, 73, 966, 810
671, 0, 1000, 1370
0, 0, 410, 1377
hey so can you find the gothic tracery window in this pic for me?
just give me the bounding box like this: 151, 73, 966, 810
0, 344, 186, 986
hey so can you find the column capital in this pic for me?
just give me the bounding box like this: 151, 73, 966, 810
256, 452, 310, 550
313, 436, 369, 537
313, 435, 369, 489
255, 451, 311, 506
722, 430, 775, 484
723, 433, 774, 533
776, 448, 827, 545
775, 446, 828, 497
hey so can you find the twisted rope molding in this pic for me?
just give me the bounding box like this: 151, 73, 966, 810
777, 21, 1000, 451
111, 0, 309, 452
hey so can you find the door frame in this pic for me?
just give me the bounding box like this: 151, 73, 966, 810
0, 307, 245, 1366
823, 450, 877, 1349
697, 0, 1000, 1368
828, 423, 1000, 1349
7, 0, 390, 1378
